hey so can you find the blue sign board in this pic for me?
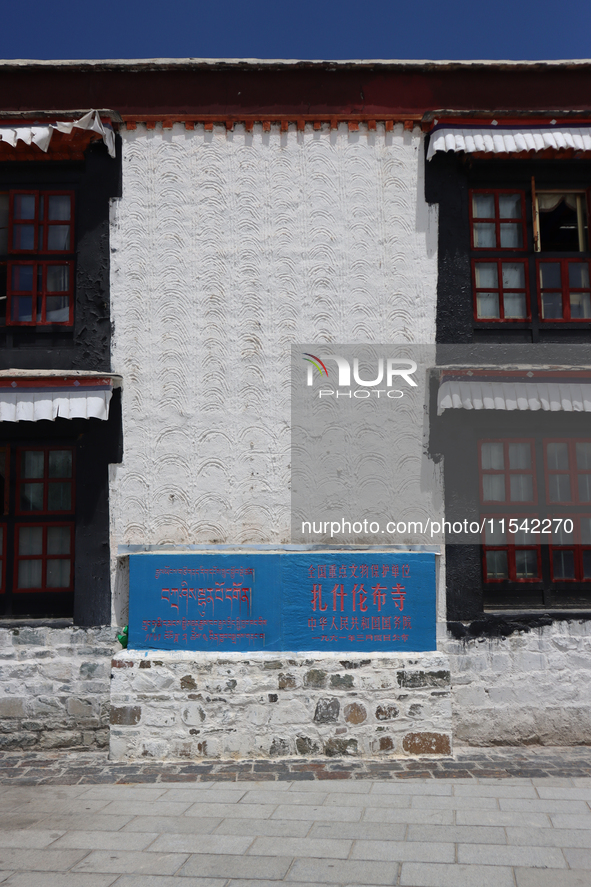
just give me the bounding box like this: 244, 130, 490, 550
128, 551, 436, 653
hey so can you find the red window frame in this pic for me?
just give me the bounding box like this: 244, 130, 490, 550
13, 521, 74, 593
9, 190, 75, 255
544, 438, 591, 507
537, 258, 591, 322
469, 189, 527, 252
549, 515, 591, 583
15, 447, 75, 516
472, 258, 531, 322
6, 260, 74, 326
481, 515, 542, 584
479, 439, 537, 506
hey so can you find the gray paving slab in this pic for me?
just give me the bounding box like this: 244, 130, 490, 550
309, 821, 406, 841
226, 882, 323, 887
369, 782, 453, 796
286, 857, 398, 885
455, 809, 552, 827
532, 777, 576, 786
350, 839, 455, 863
552, 814, 591, 829
154, 782, 215, 790
499, 797, 590, 813
97, 799, 195, 817
289, 781, 372, 794
363, 807, 454, 825
452, 784, 538, 798
148, 833, 254, 854
185, 803, 278, 820
178, 852, 293, 880
0, 814, 47, 830
400, 862, 516, 887
122, 815, 222, 834
564, 847, 591, 869
515, 869, 591, 887
48, 830, 159, 851
572, 780, 591, 788
507, 826, 591, 848
71, 850, 188, 875
4, 799, 110, 815
32, 813, 136, 832
406, 824, 507, 844
76, 787, 170, 801
241, 790, 327, 806
323, 792, 411, 808
0, 849, 89, 872
0, 831, 65, 849
214, 817, 312, 838
158, 790, 248, 805
247, 836, 352, 859
411, 795, 499, 810
272, 804, 362, 822
0, 876, 12, 885
2, 875, 118, 887
113, 878, 227, 887
457, 842, 567, 867
537, 786, 591, 801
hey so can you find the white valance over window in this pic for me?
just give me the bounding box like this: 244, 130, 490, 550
0, 110, 115, 158
427, 124, 591, 161
437, 380, 591, 415
0, 372, 122, 423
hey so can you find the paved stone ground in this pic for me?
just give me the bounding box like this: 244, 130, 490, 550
1, 749, 591, 886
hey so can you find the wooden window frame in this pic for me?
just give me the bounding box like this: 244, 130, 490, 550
469, 188, 527, 252
537, 257, 591, 322
8, 190, 75, 256
6, 260, 74, 327
13, 521, 74, 593
15, 446, 75, 517
481, 513, 542, 584
544, 438, 591, 507
549, 514, 591, 583
479, 438, 538, 506
472, 258, 531, 322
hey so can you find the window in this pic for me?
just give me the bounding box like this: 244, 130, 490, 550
15, 523, 73, 592
550, 517, 591, 581
480, 440, 536, 505
538, 259, 591, 320
470, 190, 526, 250
545, 440, 591, 505
482, 517, 541, 582
535, 191, 588, 253
0, 190, 74, 327
473, 260, 529, 320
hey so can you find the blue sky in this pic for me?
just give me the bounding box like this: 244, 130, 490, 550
1, 0, 590, 61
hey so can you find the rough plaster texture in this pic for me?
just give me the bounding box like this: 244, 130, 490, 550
109, 650, 452, 761
108, 121, 438, 623
444, 621, 591, 746
0, 626, 117, 749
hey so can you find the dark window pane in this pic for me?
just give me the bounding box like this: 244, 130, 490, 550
46, 559, 70, 588
570, 292, 591, 318
578, 475, 591, 503
483, 475, 505, 501
18, 559, 42, 588
473, 223, 496, 248
498, 194, 521, 219
541, 292, 563, 319
46, 265, 69, 292
18, 526, 42, 555
499, 224, 522, 248
47, 195, 71, 221
477, 292, 500, 318
11, 296, 32, 323
548, 474, 572, 503
48, 451, 72, 478
539, 195, 583, 252
501, 263, 525, 288
481, 442, 504, 470
47, 226, 70, 251
12, 225, 35, 251
47, 526, 70, 555
569, 263, 590, 288
47, 482, 72, 511
473, 194, 495, 218
547, 442, 569, 470
553, 549, 576, 579
11, 265, 33, 292
474, 263, 498, 288
583, 550, 591, 580
14, 194, 35, 220
515, 549, 538, 579
581, 518, 591, 546
509, 443, 531, 470
20, 483, 44, 511
577, 443, 591, 469
486, 550, 508, 579
21, 451, 44, 479
539, 263, 562, 289
45, 296, 70, 323
503, 293, 527, 318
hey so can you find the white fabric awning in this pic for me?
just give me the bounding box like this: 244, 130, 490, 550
0, 110, 115, 158
427, 124, 591, 161
0, 389, 112, 422
438, 380, 591, 415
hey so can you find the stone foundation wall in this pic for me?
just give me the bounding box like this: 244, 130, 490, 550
109, 650, 452, 761
0, 626, 117, 750
444, 620, 591, 746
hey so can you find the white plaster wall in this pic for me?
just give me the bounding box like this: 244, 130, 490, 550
108, 122, 438, 584
443, 621, 591, 746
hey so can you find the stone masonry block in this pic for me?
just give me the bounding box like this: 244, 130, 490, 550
344, 702, 367, 724
402, 731, 451, 756
110, 705, 142, 726
314, 698, 340, 723
0, 697, 26, 717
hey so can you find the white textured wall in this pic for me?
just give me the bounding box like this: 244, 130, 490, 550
109, 122, 438, 570
443, 622, 591, 746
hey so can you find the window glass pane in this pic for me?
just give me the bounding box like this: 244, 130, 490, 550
486, 550, 508, 579
20, 483, 44, 511
503, 293, 527, 318
515, 549, 538, 579
541, 292, 563, 319
47, 226, 70, 251
0, 452, 5, 516
509, 443, 531, 470
476, 293, 500, 319
481, 442, 504, 470
547, 442, 569, 470
576, 442, 591, 469
472, 194, 495, 218
11, 296, 32, 323
18, 559, 42, 588
553, 549, 576, 579
0, 193, 8, 255
484, 521, 506, 545
11, 265, 33, 292
568, 263, 590, 288
14, 194, 35, 220
548, 474, 572, 503
498, 194, 522, 219
583, 550, 591, 579
539, 263, 562, 289
483, 474, 505, 502
21, 451, 44, 479
539, 195, 581, 252
554, 522, 575, 544
48, 451, 72, 478
570, 292, 591, 319
39, 196, 44, 221
45, 296, 70, 323
46, 559, 70, 588
47, 482, 71, 511
47, 195, 71, 221
47, 526, 70, 555
474, 263, 498, 288
473, 223, 496, 248
509, 474, 533, 502
46, 265, 69, 292
499, 224, 522, 248
581, 517, 591, 545
578, 475, 591, 503
18, 526, 42, 555
514, 526, 537, 544
12, 225, 35, 251
501, 263, 525, 288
